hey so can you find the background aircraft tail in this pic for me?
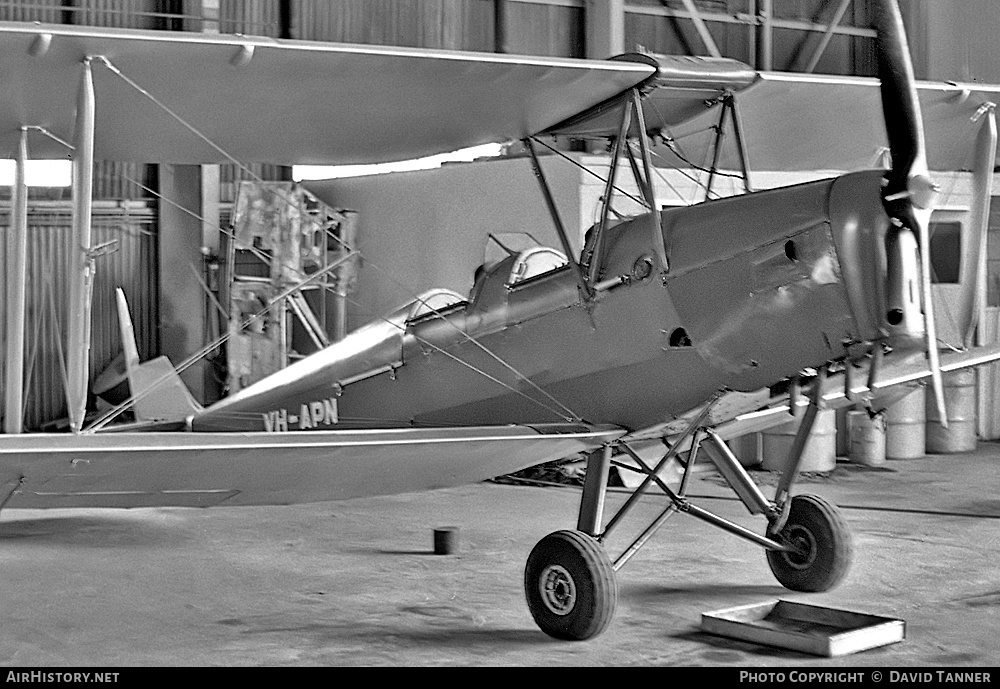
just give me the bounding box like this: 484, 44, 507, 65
115, 288, 203, 423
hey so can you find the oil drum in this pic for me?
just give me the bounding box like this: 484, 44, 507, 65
847, 409, 886, 466
885, 386, 926, 459
926, 368, 977, 454
761, 409, 836, 473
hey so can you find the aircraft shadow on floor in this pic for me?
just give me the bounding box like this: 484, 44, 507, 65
0, 514, 188, 548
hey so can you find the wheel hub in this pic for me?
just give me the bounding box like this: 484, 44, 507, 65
539, 564, 577, 616
781, 524, 818, 569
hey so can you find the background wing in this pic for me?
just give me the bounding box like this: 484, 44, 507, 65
658, 72, 1000, 173
0, 21, 654, 164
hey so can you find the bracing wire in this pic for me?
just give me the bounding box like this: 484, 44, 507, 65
108, 175, 582, 427
641, 94, 736, 203
103, 55, 581, 422
142, 178, 581, 424
24, 125, 75, 152
88, 56, 584, 428
528, 136, 646, 207
85, 251, 359, 433
88, 247, 580, 431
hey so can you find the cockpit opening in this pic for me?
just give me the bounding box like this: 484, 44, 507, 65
405, 288, 468, 324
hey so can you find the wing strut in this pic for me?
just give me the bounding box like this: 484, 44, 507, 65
585, 100, 632, 286
704, 94, 754, 200
631, 89, 668, 273
525, 137, 594, 302
960, 103, 997, 348
581, 87, 671, 283
3, 128, 29, 434
66, 58, 96, 434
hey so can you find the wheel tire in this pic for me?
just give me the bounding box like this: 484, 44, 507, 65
524, 530, 617, 640
766, 494, 852, 592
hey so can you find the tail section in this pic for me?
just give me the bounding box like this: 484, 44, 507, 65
115, 288, 202, 422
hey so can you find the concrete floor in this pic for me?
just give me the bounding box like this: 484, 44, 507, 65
0, 441, 998, 667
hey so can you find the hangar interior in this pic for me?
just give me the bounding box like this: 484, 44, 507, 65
3, 0, 1000, 663
1, 0, 1000, 463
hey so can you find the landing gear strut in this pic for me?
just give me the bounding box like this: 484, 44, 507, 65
523, 370, 854, 640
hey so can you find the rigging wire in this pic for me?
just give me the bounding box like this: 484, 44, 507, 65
656, 134, 747, 181
105, 55, 582, 423
122, 174, 276, 270
113, 175, 582, 426
96, 56, 262, 185
527, 136, 647, 207
641, 93, 743, 201
85, 251, 357, 432
89, 58, 584, 428
24, 125, 75, 152
87, 252, 580, 431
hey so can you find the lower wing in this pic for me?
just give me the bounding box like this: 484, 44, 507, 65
621, 343, 1000, 445
0, 424, 623, 509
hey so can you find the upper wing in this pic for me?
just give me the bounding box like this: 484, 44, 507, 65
658, 71, 1000, 173
0, 21, 654, 164
0, 424, 623, 508
544, 53, 757, 138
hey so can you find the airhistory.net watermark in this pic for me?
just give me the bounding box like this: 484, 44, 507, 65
5, 673, 118, 684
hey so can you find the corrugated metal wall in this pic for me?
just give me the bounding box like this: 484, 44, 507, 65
0, 0, 62, 21
219, 163, 290, 204
624, 0, 876, 75
507, 1, 583, 57
71, 0, 164, 29
0, 0, 180, 28
291, 0, 494, 51
219, 0, 283, 36
1, 203, 158, 429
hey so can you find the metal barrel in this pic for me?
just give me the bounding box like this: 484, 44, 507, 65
433, 526, 459, 555
761, 408, 837, 473
885, 386, 926, 459
847, 410, 886, 467
926, 368, 977, 454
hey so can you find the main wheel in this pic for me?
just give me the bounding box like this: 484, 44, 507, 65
524, 530, 617, 640
766, 494, 852, 592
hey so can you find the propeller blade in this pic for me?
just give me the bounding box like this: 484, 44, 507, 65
919, 201, 947, 427
876, 1, 924, 199
874, 0, 947, 426
958, 105, 997, 348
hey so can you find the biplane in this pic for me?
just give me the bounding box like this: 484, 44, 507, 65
1, 0, 999, 641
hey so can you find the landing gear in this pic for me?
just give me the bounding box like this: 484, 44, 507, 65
524, 530, 617, 640
521, 370, 860, 639
766, 494, 852, 592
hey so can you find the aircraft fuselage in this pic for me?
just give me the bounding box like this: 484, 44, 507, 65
194, 169, 893, 434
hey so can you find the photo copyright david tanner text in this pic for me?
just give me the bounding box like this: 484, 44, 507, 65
740, 671, 992, 684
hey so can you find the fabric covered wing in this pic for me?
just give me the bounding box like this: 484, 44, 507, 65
0, 424, 623, 508
0, 21, 654, 164
658, 71, 1000, 173
544, 53, 757, 138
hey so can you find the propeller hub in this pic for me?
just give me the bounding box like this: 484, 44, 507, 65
908, 174, 938, 210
